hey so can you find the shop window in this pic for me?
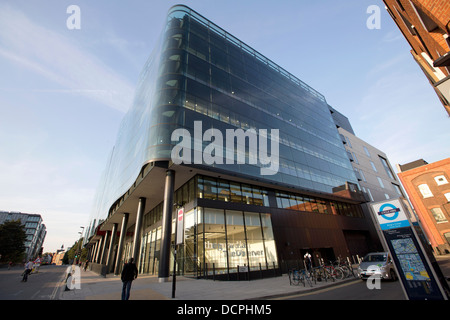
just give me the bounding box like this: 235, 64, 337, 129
226, 210, 246, 272
261, 213, 277, 268
202, 208, 227, 274
244, 212, 266, 270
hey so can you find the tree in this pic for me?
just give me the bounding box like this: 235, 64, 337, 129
62, 238, 87, 264
0, 220, 27, 263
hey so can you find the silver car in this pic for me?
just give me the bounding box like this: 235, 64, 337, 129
358, 252, 397, 281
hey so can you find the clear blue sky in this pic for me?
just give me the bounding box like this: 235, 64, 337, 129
0, 0, 449, 253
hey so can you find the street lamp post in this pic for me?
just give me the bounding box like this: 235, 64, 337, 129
76, 226, 84, 265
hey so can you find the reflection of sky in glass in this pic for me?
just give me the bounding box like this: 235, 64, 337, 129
88, 5, 359, 235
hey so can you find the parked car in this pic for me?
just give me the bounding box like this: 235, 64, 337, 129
358, 252, 397, 281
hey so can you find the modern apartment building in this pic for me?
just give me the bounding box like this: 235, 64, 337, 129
0, 211, 47, 260
397, 158, 450, 254
329, 105, 406, 203
383, 0, 450, 116
85, 5, 383, 281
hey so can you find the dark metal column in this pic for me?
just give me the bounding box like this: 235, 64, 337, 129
106, 223, 118, 273
159, 169, 175, 282
132, 197, 146, 266
114, 213, 129, 275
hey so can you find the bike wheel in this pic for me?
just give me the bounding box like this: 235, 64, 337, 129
324, 267, 335, 282
298, 273, 306, 287
290, 271, 300, 285
305, 273, 313, 287
340, 266, 350, 278
334, 268, 345, 280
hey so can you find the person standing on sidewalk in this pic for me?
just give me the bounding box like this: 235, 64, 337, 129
21, 260, 33, 282
121, 258, 138, 300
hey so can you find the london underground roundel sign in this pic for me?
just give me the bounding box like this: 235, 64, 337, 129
372, 199, 410, 230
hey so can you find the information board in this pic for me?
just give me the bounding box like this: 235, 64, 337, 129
370, 199, 447, 300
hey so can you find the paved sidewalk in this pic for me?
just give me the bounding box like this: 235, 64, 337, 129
58, 270, 359, 300
58, 254, 450, 300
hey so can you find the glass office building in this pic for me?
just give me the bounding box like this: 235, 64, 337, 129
86, 5, 379, 280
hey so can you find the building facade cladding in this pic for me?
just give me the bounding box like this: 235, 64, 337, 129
88, 5, 359, 232
397, 158, 450, 254
135, 175, 373, 278
383, 0, 450, 116
337, 127, 406, 202
87, 5, 380, 278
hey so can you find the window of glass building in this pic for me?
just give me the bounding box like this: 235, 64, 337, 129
377, 177, 385, 189
193, 207, 278, 277
226, 210, 246, 273
370, 161, 378, 172
379, 156, 394, 179
363, 146, 371, 157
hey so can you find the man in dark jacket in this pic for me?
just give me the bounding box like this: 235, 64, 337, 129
121, 258, 138, 300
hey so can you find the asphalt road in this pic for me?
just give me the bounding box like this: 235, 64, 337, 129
0, 265, 67, 300
278, 279, 406, 300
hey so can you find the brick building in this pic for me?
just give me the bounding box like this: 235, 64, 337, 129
383, 0, 450, 116
397, 158, 450, 254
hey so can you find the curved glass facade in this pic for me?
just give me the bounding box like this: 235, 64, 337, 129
88, 5, 358, 237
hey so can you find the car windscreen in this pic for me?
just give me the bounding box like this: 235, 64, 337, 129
363, 254, 387, 262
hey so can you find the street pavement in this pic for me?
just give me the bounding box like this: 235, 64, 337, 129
56, 254, 450, 301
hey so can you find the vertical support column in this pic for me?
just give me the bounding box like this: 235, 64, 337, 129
114, 213, 129, 275
95, 237, 103, 263
90, 243, 97, 263
159, 169, 175, 282
132, 197, 146, 266
100, 231, 110, 265
106, 223, 118, 273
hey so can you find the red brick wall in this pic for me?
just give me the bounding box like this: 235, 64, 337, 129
398, 158, 450, 253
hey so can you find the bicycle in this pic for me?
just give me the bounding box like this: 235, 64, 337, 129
332, 258, 357, 278
289, 269, 313, 287
310, 266, 327, 283
322, 262, 344, 281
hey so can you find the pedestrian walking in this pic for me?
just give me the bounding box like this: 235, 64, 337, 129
121, 258, 138, 300
22, 260, 33, 282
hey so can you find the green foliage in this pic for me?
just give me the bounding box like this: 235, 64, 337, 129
0, 220, 27, 263
62, 238, 87, 264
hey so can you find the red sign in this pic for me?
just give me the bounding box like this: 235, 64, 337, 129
176, 208, 184, 245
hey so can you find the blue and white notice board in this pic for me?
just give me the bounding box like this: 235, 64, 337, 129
370, 198, 447, 300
